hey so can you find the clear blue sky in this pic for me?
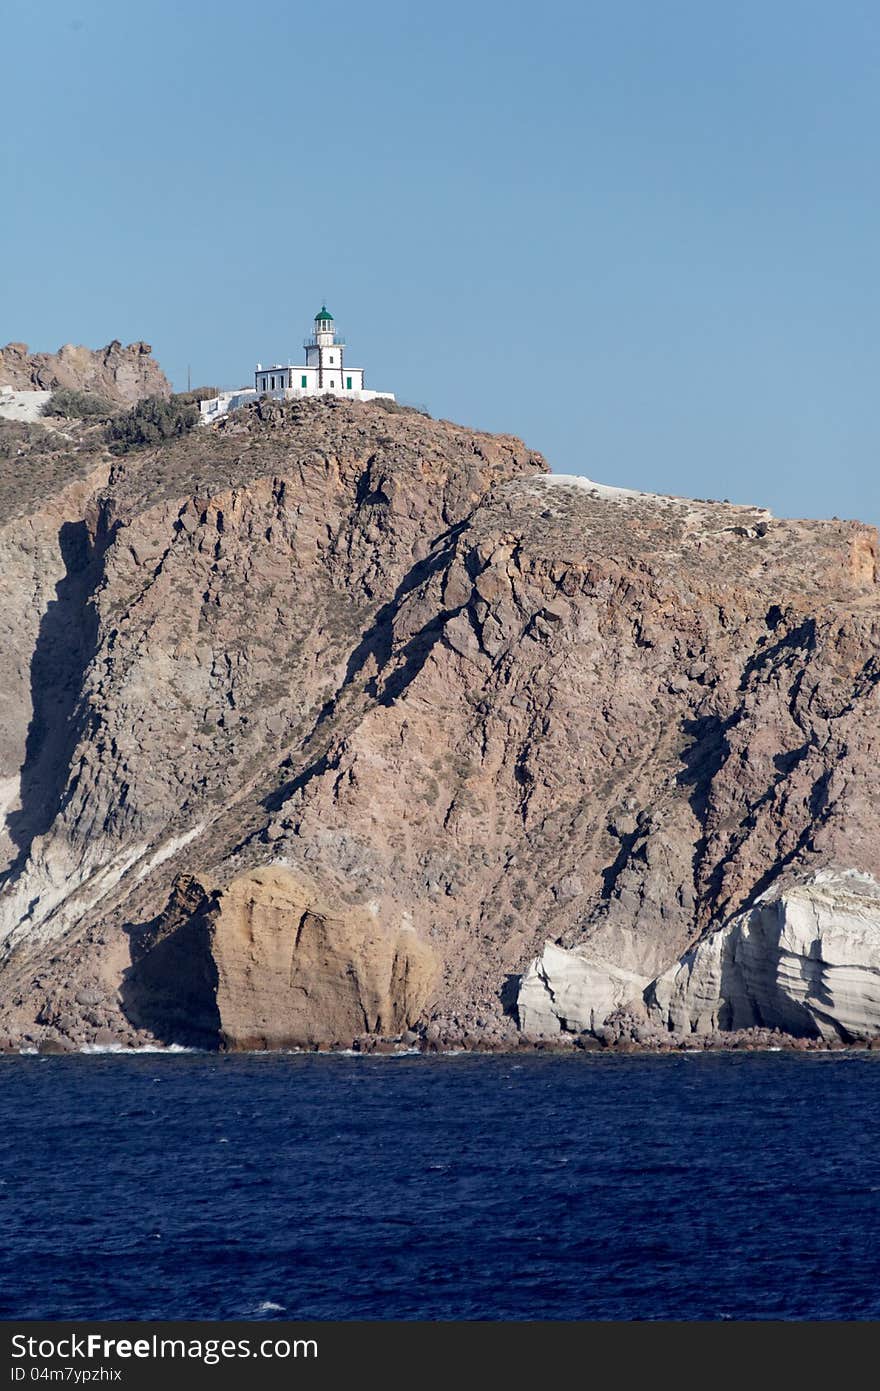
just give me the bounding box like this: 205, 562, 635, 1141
4, 0, 879, 525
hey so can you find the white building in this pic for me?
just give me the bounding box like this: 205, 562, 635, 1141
200, 306, 394, 424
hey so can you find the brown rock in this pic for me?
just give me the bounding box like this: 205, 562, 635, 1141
210, 866, 437, 1050
0, 339, 170, 405
75, 987, 103, 1007
91, 1027, 119, 1048
120, 866, 436, 1050
0, 395, 879, 1052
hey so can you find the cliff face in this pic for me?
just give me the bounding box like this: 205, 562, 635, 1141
0, 341, 170, 405
0, 396, 878, 1051
122, 866, 437, 1049
646, 869, 880, 1041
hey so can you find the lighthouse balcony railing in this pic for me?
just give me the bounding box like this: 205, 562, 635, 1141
303, 332, 346, 349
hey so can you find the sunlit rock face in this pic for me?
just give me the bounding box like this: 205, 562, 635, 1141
0, 340, 170, 405
647, 870, 880, 1041
517, 943, 649, 1036
120, 866, 438, 1050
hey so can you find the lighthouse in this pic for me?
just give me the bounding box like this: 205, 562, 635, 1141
198, 305, 396, 424
303, 306, 351, 391
251, 305, 394, 401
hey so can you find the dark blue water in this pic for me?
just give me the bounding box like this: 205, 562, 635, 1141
2, 1051, 880, 1320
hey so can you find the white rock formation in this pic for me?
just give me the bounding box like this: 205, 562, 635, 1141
0, 388, 52, 423
517, 941, 650, 1036
647, 869, 880, 1040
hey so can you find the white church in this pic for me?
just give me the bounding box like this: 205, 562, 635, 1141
200, 305, 394, 423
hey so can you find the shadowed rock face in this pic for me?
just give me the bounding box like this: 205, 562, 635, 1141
0, 341, 170, 405
0, 395, 879, 1051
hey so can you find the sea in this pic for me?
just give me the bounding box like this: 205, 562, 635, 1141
1, 1050, 879, 1321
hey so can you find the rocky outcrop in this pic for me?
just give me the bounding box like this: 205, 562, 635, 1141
210, 866, 436, 1048
517, 943, 649, 1036
0, 341, 170, 405
0, 394, 879, 1051
122, 865, 437, 1049
647, 870, 880, 1041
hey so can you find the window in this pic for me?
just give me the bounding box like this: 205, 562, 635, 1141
346, 376, 352, 390
301, 375, 307, 389
330, 379, 335, 387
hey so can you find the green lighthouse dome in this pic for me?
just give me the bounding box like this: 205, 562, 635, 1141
315, 306, 334, 322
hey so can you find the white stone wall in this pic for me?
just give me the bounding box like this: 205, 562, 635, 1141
199, 389, 258, 422
199, 385, 395, 425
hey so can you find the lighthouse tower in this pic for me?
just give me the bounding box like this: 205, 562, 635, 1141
304, 306, 345, 390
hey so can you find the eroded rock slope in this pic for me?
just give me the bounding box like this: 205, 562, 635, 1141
0, 398, 878, 1050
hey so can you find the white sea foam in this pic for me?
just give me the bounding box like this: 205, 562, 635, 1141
79, 1043, 202, 1055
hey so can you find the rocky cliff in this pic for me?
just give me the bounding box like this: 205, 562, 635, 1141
0, 341, 170, 405
0, 394, 878, 1052
123, 865, 437, 1049
646, 869, 880, 1041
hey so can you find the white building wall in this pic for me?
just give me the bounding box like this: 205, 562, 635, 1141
320, 347, 343, 371
255, 364, 367, 396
